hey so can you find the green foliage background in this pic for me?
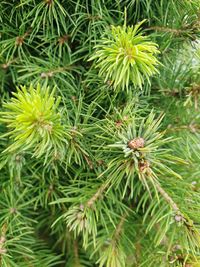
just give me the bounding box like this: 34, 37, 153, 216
0, 1, 200, 266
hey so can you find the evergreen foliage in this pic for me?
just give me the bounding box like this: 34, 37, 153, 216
89, 20, 160, 90
0, 1, 200, 266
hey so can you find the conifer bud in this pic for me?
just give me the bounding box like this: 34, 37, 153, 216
10, 208, 17, 214
41, 72, 47, 78
174, 214, 183, 222
139, 160, 150, 172
115, 120, 123, 127
128, 137, 145, 150
2, 63, 8, 69
0, 248, 7, 254
79, 204, 84, 211
0, 236, 6, 244
16, 36, 24, 46
173, 244, 181, 251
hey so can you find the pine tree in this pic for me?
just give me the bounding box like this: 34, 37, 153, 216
0, 0, 200, 266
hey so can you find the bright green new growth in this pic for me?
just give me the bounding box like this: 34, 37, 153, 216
0, 84, 67, 158
89, 20, 160, 90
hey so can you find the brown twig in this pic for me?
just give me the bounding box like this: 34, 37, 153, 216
86, 183, 108, 208
73, 239, 81, 267
155, 183, 179, 212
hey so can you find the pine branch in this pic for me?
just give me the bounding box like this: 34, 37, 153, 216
0, 1, 200, 266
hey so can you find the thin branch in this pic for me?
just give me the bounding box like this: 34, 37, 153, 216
155, 182, 179, 212
148, 26, 186, 35
166, 124, 200, 134
86, 183, 108, 208
73, 239, 80, 267
113, 212, 129, 244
